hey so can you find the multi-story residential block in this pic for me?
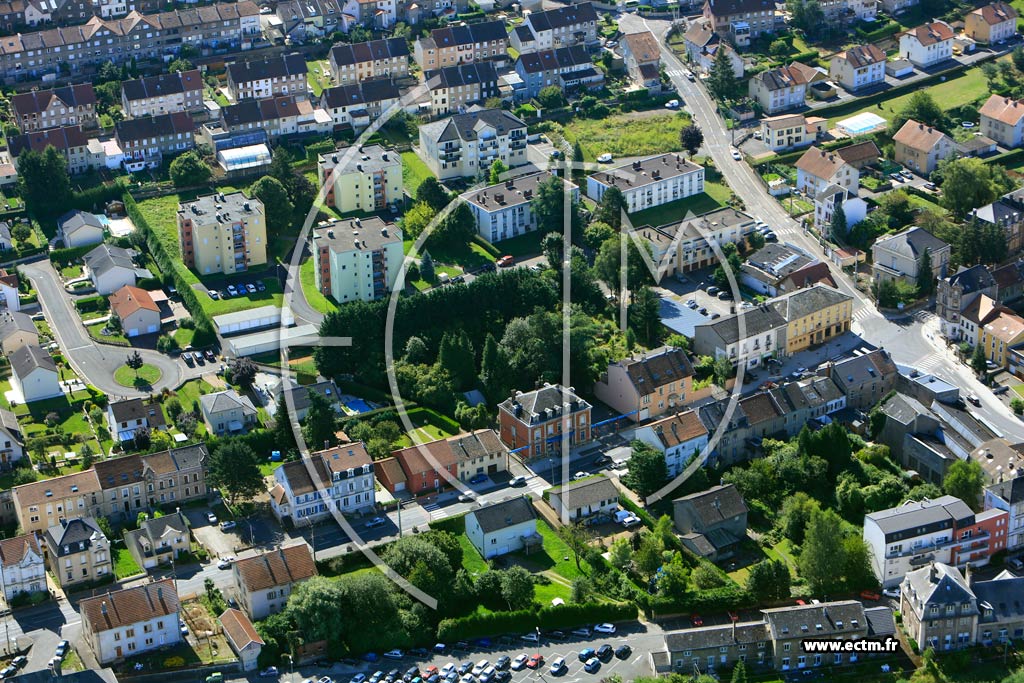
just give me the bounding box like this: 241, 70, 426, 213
120, 70, 203, 119
637, 207, 756, 276
673, 484, 748, 562
682, 19, 745, 77
466, 496, 539, 558
276, 0, 341, 42
764, 601, 875, 671
748, 64, 809, 114
94, 445, 207, 521
664, 620, 772, 673
979, 94, 1024, 149
864, 495, 1007, 587
980, 306, 1024, 367
460, 171, 577, 243
620, 30, 661, 91
226, 53, 308, 101
965, 2, 1017, 44
199, 389, 258, 435
497, 384, 591, 459
547, 475, 619, 523
893, 119, 955, 174
424, 61, 499, 117
217, 95, 332, 143
936, 265, 998, 339
312, 216, 402, 304
378, 430, 508, 495
513, 45, 603, 100
415, 20, 509, 71
702, 0, 777, 46
593, 346, 695, 423
899, 21, 954, 68
12, 470, 102, 534
8, 124, 93, 175
45, 516, 112, 589
586, 153, 704, 214
510, 2, 597, 52
268, 443, 375, 524
418, 108, 527, 180
693, 305, 787, 368
318, 144, 402, 215
770, 284, 853, 354
633, 410, 709, 477
828, 44, 886, 92
10, 84, 96, 133
319, 79, 401, 132
80, 579, 180, 664
328, 38, 409, 86
760, 114, 813, 152
871, 226, 950, 288
115, 111, 195, 171
794, 145, 859, 196
177, 191, 266, 276
902, 562, 978, 652
232, 544, 316, 620
0, 532, 44, 601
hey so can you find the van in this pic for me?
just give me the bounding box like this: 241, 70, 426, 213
438, 273, 450, 285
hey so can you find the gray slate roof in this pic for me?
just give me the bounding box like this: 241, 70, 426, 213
0, 310, 37, 340
419, 108, 526, 145
526, 2, 596, 31
945, 264, 996, 294
228, 52, 307, 83
549, 475, 618, 512
973, 575, 1024, 624
904, 562, 976, 610
864, 606, 896, 636
280, 380, 340, 414
10, 343, 55, 378
986, 475, 1024, 504
697, 305, 787, 345
673, 484, 747, 529
83, 244, 138, 278
763, 600, 866, 639
45, 517, 105, 557
865, 495, 973, 539
57, 210, 104, 238
498, 383, 591, 421
874, 226, 949, 260
665, 621, 769, 652
200, 389, 257, 416
771, 284, 852, 322
470, 496, 536, 533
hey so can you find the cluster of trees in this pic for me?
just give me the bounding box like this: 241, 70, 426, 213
786, 0, 826, 39
18, 147, 74, 220
401, 177, 477, 255
169, 151, 212, 188
981, 48, 1024, 101
249, 147, 316, 234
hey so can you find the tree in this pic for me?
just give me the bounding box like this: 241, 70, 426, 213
623, 440, 669, 499
169, 151, 212, 188
583, 221, 615, 250
431, 202, 476, 248
416, 177, 450, 211
707, 45, 739, 101
634, 531, 663, 580
917, 248, 934, 296
593, 185, 626, 230
206, 440, 264, 506
799, 508, 846, 595
746, 559, 791, 602
570, 577, 594, 603
713, 242, 743, 289
608, 537, 632, 570
943, 459, 985, 510
168, 57, 193, 73
402, 202, 437, 241
302, 390, 338, 450
731, 661, 748, 683
628, 286, 662, 348
532, 175, 580, 236
572, 140, 584, 167
226, 357, 257, 388
1014, 46, 1024, 72
479, 333, 511, 401
537, 86, 565, 109
971, 342, 988, 376
499, 566, 535, 610
11, 223, 31, 248
555, 523, 591, 571
692, 561, 728, 590
712, 356, 732, 388
249, 176, 294, 233
1012, 397, 1024, 415
829, 202, 847, 237
788, 0, 825, 38
779, 491, 820, 544
17, 146, 73, 219
420, 251, 435, 282
679, 124, 704, 157
285, 576, 346, 645
939, 157, 1014, 219
889, 92, 946, 136
488, 159, 508, 185
125, 350, 144, 378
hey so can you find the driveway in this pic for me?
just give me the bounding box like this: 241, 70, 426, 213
21, 259, 198, 397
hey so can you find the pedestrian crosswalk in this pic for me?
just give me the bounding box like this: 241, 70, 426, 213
666, 69, 688, 78
853, 307, 876, 323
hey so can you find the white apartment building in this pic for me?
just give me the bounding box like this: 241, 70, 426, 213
460, 172, 578, 242
586, 153, 704, 214
829, 44, 886, 92
80, 579, 180, 664
268, 443, 376, 524
0, 533, 45, 600
637, 207, 756, 276
418, 108, 528, 181
312, 216, 403, 304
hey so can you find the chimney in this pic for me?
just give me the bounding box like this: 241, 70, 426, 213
929, 563, 938, 583
965, 562, 973, 585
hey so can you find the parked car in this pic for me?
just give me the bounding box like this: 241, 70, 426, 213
458, 491, 476, 502
549, 657, 566, 675
471, 661, 489, 677
584, 658, 601, 674
578, 649, 596, 662
11, 657, 26, 669
204, 349, 216, 362
217, 556, 234, 570
496, 255, 514, 268
457, 663, 472, 676
572, 628, 592, 638
183, 353, 195, 367
366, 516, 386, 528
707, 286, 720, 295
614, 645, 632, 659
572, 471, 588, 481
194, 352, 205, 366
900, 169, 914, 180
260, 668, 279, 678
246, 283, 257, 294
594, 623, 616, 635
596, 153, 614, 163
596, 645, 613, 661
469, 473, 488, 485
717, 291, 732, 300
1010, 557, 1024, 571
691, 614, 703, 626
882, 587, 901, 599
383, 650, 404, 660
495, 656, 510, 671
207, 512, 218, 524
546, 631, 568, 641
208, 290, 219, 300
665, 99, 680, 109
511, 655, 528, 671
686, 299, 698, 309
526, 655, 544, 670
2, 667, 19, 679
256, 281, 266, 292
509, 475, 527, 487
889, 173, 904, 182
219, 520, 236, 531
352, 675, 368, 683
924, 182, 938, 191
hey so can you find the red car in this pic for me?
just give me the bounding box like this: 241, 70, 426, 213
860, 591, 881, 601
496, 255, 514, 267
527, 655, 544, 670
691, 614, 703, 627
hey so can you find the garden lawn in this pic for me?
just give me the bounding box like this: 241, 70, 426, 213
306, 59, 332, 97
459, 533, 490, 575
558, 112, 694, 160
299, 258, 338, 314
114, 363, 162, 388
112, 546, 143, 579
785, 198, 815, 217
524, 519, 589, 581
173, 327, 196, 349
87, 324, 129, 346
490, 231, 545, 259
402, 151, 434, 196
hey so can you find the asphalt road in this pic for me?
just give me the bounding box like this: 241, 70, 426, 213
21, 259, 193, 397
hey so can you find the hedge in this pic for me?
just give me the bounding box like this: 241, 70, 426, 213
618, 495, 655, 528
50, 244, 97, 267
855, 20, 900, 42
984, 147, 1024, 169
638, 585, 756, 617
75, 295, 108, 313
436, 603, 637, 641
124, 193, 216, 341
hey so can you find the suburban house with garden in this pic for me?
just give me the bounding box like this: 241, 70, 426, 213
10, 343, 61, 403
871, 226, 950, 288
828, 44, 886, 92
200, 389, 259, 435
759, 114, 814, 152
79, 579, 181, 665
979, 94, 1024, 149
964, 2, 1018, 44
464, 496, 540, 559
83, 244, 149, 295
232, 544, 317, 620
0, 310, 40, 355
0, 408, 23, 468
108, 285, 161, 338
105, 397, 168, 443
893, 120, 955, 174
814, 184, 867, 234
220, 608, 264, 672
794, 146, 859, 196
57, 209, 105, 248
898, 21, 955, 68
633, 410, 710, 477
546, 475, 619, 523
701, 0, 778, 46
124, 511, 191, 571
672, 484, 748, 562
748, 64, 809, 115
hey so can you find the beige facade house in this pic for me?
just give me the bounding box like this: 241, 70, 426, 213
13, 469, 102, 534
594, 346, 695, 422
795, 146, 858, 196
94, 444, 209, 522
226, 53, 308, 101
108, 285, 161, 337
121, 70, 204, 118
200, 389, 258, 435
980, 94, 1024, 149
177, 192, 266, 276
232, 544, 317, 620
965, 2, 1018, 44
10, 84, 96, 133
329, 37, 410, 86
414, 20, 509, 71
872, 226, 951, 287
124, 511, 190, 571
80, 579, 180, 665
760, 114, 812, 152
893, 119, 955, 174
44, 516, 112, 589
0, 532, 45, 601
828, 44, 886, 92
0, 310, 39, 355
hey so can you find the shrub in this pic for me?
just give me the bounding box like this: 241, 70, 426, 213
436, 603, 637, 641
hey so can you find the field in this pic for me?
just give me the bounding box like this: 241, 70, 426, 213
558, 111, 694, 161
402, 151, 434, 195
628, 182, 733, 228
114, 364, 162, 389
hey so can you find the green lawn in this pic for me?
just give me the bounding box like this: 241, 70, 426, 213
174, 327, 196, 349
558, 111, 694, 160
171, 378, 217, 427
402, 151, 434, 196
112, 546, 143, 579
511, 519, 590, 581
490, 231, 545, 259
306, 59, 332, 97
299, 257, 338, 314
906, 192, 948, 215
87, 324, 130, 346
785, 198, 815, 217
628, 183, 733, 228
114, 363, 162, 388
458, 532, 490, 575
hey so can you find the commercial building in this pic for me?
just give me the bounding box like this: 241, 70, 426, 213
176, 191, 266, 275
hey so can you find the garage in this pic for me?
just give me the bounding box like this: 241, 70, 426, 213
224, 324, 319, 357
110, 285, 162, 338
214, 305, 294, 336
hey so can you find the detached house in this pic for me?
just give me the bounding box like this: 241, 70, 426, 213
748, 64, 809, 114
0, 533, 44, 601
328, 38, 410, 86
10, 84, 96, 133
10, 344, 60, 403
83, 244, 148, 295
0, 311, 35, 356
497, 384, 591, 459
794, 146, 859, 196
268, 443, 376, 524
965, 2, 1018, 44
108, 285, 161, 338
683, 20, 744, 77
633, 410, 709, 477
124, 511, 190, 571
900, 21, 955, 68
980, 94, 1024, 149
620, 30, 662, 92
106, 397, 167, 443
760, 114, 814, 153
80, 580, 180, 665
893, 119, 955, 174
465, 496, 539, 558
871, 226, 950, 288
200, 389, 258, 435
232, 544, 317, 620
829, 44, 886, 92
547, 475, 619, 523
220, 609, 264, 672
593, 346, 696, 422
57, 210, 105, 249
226, 53, 309, 101
0, 408, 23, 468
673, 484, 748, 561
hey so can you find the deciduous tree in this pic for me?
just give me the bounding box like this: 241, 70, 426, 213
207, 440, 264, 506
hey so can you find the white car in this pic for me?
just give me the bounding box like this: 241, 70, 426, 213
882, 587, 900, 599
511, 655, 528, 671
471, 661, 489, 677
383, 650, 404, 659
572, 472, 588, 481
596, 153, 613, 163
216, 556, 234, 570
730, 148, 742, 161
549, 658, 566, 675
441, 665, 456, 677
207, 512, 218, 524
259, 668, 279, 678
593, 623, 617, 634
665, 99, 680, 109
510, 475, 528, 487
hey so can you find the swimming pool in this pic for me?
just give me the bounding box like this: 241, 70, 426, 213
345, 398, 373, 413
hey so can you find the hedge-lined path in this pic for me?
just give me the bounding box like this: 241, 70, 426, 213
21, 258, 192, 398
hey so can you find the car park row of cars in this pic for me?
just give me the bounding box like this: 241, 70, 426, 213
207, 281, 266, 301
182, 348, 218, 367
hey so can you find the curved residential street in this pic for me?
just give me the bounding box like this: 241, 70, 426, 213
21, 259, 188, 398
626, 15, 1024, 440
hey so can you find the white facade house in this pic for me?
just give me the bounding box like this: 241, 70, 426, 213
692, 305, 788, 368
795, 146, 860, 197
899, 21, 954, 68
979, 94, 1024, 149
460, 172, 578, 243
312, 217, 404, 304
10, 344, 61, 403
268, 443, 376, 524
633, 410, 710, 477
80, 579, 181, 665
418, 109, 529, 181
83, 244, 146, 295
465, 496, 539, 559
586, 153, 704, 215
232, 544, 317, 620
829, 44, 886, 91
0, 533, 45, 601
547, 475, 621, 523
814, 184, 867, 235
57, 210, 105, 249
